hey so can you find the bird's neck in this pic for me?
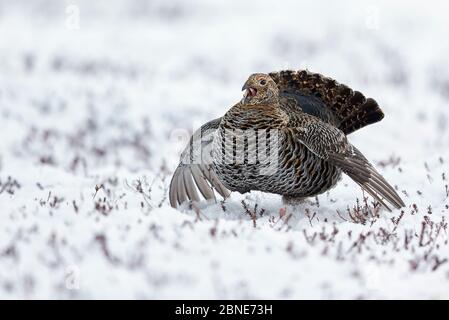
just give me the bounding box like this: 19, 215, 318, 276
221, 102, 288, 130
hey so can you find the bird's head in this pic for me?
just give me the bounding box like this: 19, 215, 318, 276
241, 73, 279, 105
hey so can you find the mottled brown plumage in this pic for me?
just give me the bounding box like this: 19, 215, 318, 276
169, 69, 404, 211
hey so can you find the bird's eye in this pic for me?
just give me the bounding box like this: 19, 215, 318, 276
259, 79, 267, 86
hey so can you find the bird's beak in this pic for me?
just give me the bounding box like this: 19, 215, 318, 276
242, 80, 257, 103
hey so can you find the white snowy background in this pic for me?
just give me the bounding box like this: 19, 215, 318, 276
1, 0, 449, 299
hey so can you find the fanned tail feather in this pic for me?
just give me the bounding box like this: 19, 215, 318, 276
269, 69, 385, 135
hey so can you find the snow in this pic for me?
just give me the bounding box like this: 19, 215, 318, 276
1, 0, 449, 299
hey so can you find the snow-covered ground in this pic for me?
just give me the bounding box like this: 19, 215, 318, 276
1, 0, 449, 299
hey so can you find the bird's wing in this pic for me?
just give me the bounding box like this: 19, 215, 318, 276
270, 70, 384, 135
290, 115, 405, 211
169, 118, 230, 208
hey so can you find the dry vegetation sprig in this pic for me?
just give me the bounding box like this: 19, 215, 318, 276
389, 212, 404, 237
240, 201, 268, 227
304, 208, 317, 227
124, 177, 154, 212
345, 197, 381, 225
0, 176, 21, 195
270, 207, 293, 230
94, 234, 121, 265
377, 155, 401, 168
241, 200, 257, 228
94, 197, 114, 216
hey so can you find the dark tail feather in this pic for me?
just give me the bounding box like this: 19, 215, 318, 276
269, 70, 385, 135
338, 97, 384, 135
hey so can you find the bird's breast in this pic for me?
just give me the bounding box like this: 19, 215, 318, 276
211, 126, 342, 197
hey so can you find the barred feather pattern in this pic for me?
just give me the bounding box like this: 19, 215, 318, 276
212, 129, 342, 198
269, 70, 385, 134
212, 103, 342, 199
